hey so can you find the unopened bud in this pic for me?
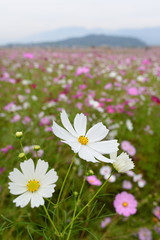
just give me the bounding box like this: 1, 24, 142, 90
73, 191, 78, 197
34, 145, 40, 151
86, 169, 94, 176
18, 152, 25, 158
16, 131, 23, 139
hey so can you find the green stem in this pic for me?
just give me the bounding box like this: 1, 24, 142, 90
57, 153, 77, 206
62, 171, 114, 235
19, 139, 27, 160
56, 153, 77, 226
45, 198, 56, 207
43, 205, 60, 237
35, 151, 39, 164
66, 177, 86, 240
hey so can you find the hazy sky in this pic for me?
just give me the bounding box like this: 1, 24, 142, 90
0, 0, 160, 42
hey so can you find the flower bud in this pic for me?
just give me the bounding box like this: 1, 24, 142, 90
86, 169, 94, 176
15, 131, 23, 139
18, 152, 25, 158
34, 145, 40, 151
73, 191, 78, 197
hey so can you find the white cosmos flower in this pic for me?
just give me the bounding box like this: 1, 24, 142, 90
110, 152, 135, 173
8, 159, 58, 208
52, 110, 119, 163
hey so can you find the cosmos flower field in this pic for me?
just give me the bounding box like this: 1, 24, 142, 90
0, 47, 160, 240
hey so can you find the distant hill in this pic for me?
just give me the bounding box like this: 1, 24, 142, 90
5, 34, 146, 48
20, 26, 160, 46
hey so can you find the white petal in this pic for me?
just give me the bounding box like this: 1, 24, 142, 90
61, 140, 81, 153
13, 191, 32, 208
52, 121, 77, 142
86, 122, 109, 142
8, 168, 26, 185
31, 192, 44, 208
74, 113, 87, 136
110, 152, 118, 159
20, 159, 35, 180
86, 147, 115, 163
78, 146, 98, 163
8, 183, 27, 195
79, 146, 115, 163
41, 169, 58, 185
60, 110, 78, 137
38, 184, 56, 198
34, 159, 48, 181
88, 140, 119, 154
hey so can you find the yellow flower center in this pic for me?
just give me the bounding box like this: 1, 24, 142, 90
123, 202, 128, 207
27, 179, 40, 192
78, 135, 88, 145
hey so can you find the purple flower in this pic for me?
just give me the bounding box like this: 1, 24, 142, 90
76, 67, 90, 76
122, 180, 132, 190
22, 116, 31, 125
114, 191, 137, 217
138, 228, 152, 240
10, 114, 21, 123
32, 149, 44, 158
4, 102, 15, 111
86, 175, 102, 186
1, 145, 14, 154
23, 52, 34, 59
100, 217, 111, 228
152, 206, 160, 220
39, 117, 51, 126
121, 141, 136, 156
127, 87, 139, 96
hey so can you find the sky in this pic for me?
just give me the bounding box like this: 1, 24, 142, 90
0, 0, 160, 43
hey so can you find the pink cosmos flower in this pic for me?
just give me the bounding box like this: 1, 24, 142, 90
100, 217, 111, 228
104, 83, 112, 89
121, 141, 136, 156
127, 87, 139, 96
76, 102, 83, 110
25, 89, 31, 94
1, 145, 14, 154
23, 53, 34, 59
4, 102, 15, 111
8, 78, 16, 84
121, 141, 131, 151
151, 96, 160, 105
32, 149, 44, 158
10, 114, 21, 123
22, 116, 31, 125
79, 84, 87, 90
45, 127, 53, 132
86, 175, 102, 186
76, 67, 90, 76
106, 105, 115, 113
138, 228, 152, 240
114, 191, 137, 217
122, 180, 132, 190
106, 98, 113, 102
127, 145, 136, 156
39, 117, 51, 126
152, 206, 160, 220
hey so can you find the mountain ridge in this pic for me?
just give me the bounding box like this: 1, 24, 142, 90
4, 34, 146, 48
20, 26, 160, 46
